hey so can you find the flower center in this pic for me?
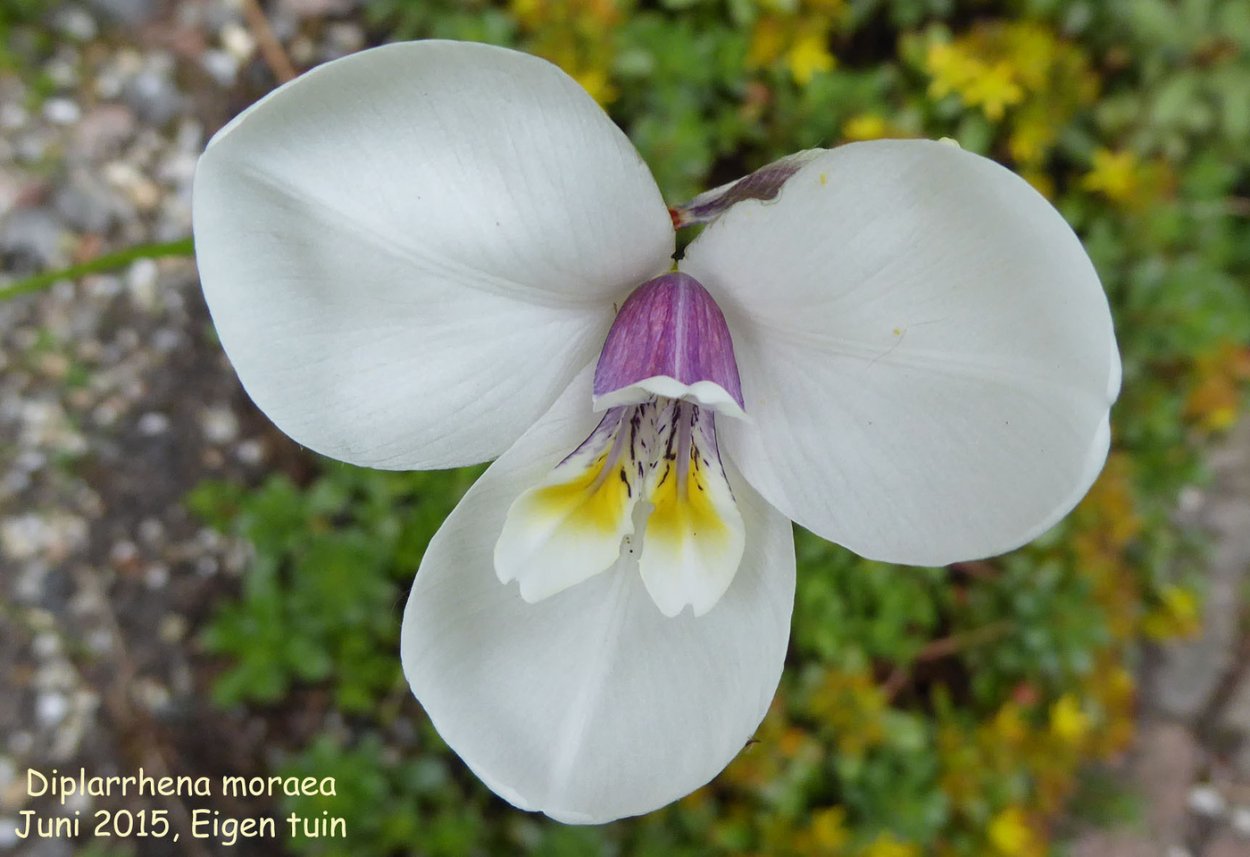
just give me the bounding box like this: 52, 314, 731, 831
494, 273, 747, 617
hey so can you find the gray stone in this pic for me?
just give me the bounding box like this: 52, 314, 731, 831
54, 6, 99, 41
87, 0, 156, 26
1066, 831, 1160, 857
1206, 832, 1250, 857
0, 207, 67, 269
41, 98, 81, 126
1151, 418, 1250, 721
122, 70, 184, 127
70, 104, 136, 161
279, 0, 358, 17
54, 170, 127, 234
1138, 722, 1203, 843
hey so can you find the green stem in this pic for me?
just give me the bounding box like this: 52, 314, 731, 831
0, 237, 195, 302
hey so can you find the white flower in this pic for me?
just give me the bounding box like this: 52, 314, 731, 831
192, 40, 1119, 823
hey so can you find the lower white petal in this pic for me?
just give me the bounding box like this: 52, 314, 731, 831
402, 367, 795, 823
681, 140, 1119, 565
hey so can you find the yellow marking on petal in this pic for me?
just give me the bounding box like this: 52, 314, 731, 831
819, 172, 828, 186
531, 453, 632, 534
645, 454, 728, 546
636, 426, 745, 617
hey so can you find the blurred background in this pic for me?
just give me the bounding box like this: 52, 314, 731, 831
1, 0, 1249, 855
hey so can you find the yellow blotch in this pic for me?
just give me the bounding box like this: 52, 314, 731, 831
645, 457, 727, 546
532, 453, 631, 534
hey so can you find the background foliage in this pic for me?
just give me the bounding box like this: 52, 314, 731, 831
185, 0, 1250, 854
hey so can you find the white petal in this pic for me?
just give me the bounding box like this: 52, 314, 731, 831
402, 367, 795, 823
680, 140, 1119, 565
194, 41, 673, 469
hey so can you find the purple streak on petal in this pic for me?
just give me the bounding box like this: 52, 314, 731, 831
672, 149, 823, 226
593, 272, 745, 410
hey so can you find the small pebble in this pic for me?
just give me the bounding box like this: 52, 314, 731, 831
144, 563, 169, 588
136, 411, 170, 435
220, 22, 257, 61
1188, 784, 1227, 817
0, 102, 28, 130
1230, 806, 1250, 836
138, 517, 164, 545
35, 692, 70, 727
127, 257, 160, 308
202, 406, 239, 444
236, 438, 266, 465
201, 49, 239, 87
42, 98, 82, 126
56, 6, 99, 41
0, 817, 19, 849
32, 632, 61, 659
159, 614, 188, 643
108, 539, 139, 566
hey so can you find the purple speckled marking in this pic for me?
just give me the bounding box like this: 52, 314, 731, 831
593, 272, 744, 410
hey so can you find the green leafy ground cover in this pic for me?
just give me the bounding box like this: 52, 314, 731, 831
192, 0, 1250, 854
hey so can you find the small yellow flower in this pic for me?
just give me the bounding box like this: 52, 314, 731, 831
990, 702, 1028, 746
1049, 693, 1090, 745
925, 42, 978, 99
1184, 344, 1250, 433
860, 833, 920, 857
843, 113, 891, 141
811, 807, 851, 851
748, 15, 787, 69
510, 0, 544, 27
1007, 108, 1057, 166
1004, 21, 1057, 91
988, 806, 1039, 855
963, 61, 1024, 121
1081, 149, 1141, 205
787, 30, 836, 85
1142, 584, 1202, 640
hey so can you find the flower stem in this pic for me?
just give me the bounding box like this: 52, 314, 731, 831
0, 237, 194, 302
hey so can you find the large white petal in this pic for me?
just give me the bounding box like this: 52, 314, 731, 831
194, 41, 673, 469
680, 140, 1119, 565
401, 367, 795, 823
